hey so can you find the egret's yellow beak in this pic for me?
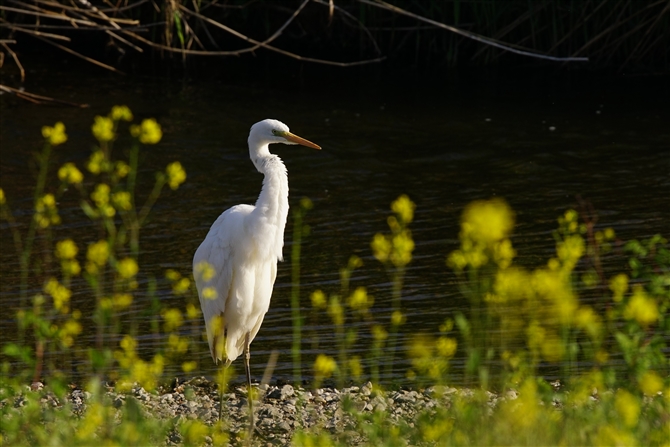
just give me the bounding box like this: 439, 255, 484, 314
281, 131, 321, 150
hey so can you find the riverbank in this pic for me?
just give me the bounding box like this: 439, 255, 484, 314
9, 377, 540, 446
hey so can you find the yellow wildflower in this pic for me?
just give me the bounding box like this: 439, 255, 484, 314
372, 324, 387, 341
115, 161, 131, 178
59, 319, 82, 348
58, 163, 83, 185
110, 105, 133, 122
87, 150, 106, 174
493, 238, 516, 269
162, 308, 183, 331
86, 240, 109, 274
45, 278, 72, 313
131, 118, 162, 144
310, 290, 327, 309
615, 389, 640, 428
639, 371, 663, 396
624, 285, 659, 327
314, 354, 337, 378
391, 230, 414, 267
0, 188, 5, 205
42, 122, 67, 146
91, 115, 115, 142
202, 287, 217, 300
173, 278, 190, 295
55, 239, 78, 260
328, 296, 344, 326
348, 356, 362, 379
609, 273, 628, 302
391, 310, 405, 326
117, 257, 138, 279
34, 193, 60, 228
182, 361, 197, 373
168, 334, 189, 354
112, 293, 133, 310
348, 287, 372, 312
166, 161, 186, 190
371, 233, 391, 263
436, 336, 457, 358
186, 303, 200, 319
112, 191, 132, 211
194, 260, 215, 282
461, 198, 515, 245
391, 194, 415, 224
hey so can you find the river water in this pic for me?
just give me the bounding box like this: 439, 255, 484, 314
1, 64, 669, 385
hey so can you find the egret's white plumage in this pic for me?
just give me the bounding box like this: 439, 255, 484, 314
193, 119, 320, 371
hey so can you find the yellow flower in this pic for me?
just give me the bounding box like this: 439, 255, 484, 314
391, 310, 405, 326
117, 257, 138, 279
45, 278, 72, 313
182, 361, 197, 373
0, 188, 5, 205
55, 239, 78, 260
115, 161, 131, 178
624, 285, 659, 327
34, 193, 60, 228
91, 116, 115, 142
162, 308, 183, 332
371, 324, 387, 341
166, 161, 186, 190
371, 233, 391, 263
131, 118, 162, 144
86, 240, 109, 274
194, 260, 215, 282
112, 191, 132, 211
391, 194, 415, 224
328, 296, 344, 326
575, 306, 602, 340
615, 389, 640, 428
42, 122, 67, 146
609, 273, 628, 302
436, 336, 457, 358
58, 319, 82, 347
391, 230, 414, 267
310, 290, 327, 309
172, 278, 190, 295
168, 333, 189, 354
186, 303, 200, 319
314, 354, 337, 378
87, 150, 106, 174
639, 371, 663, 396
58, 163, 83, 185
91, 183, 115, 217
461, 198, 515, 245
348, 356, 362, 380
202, 286, 217, 300
112, 293, 133, 310
110, 105, 133, 122
348, 287, 372, 312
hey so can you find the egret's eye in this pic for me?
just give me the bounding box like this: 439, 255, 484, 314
271, 130, 278, 136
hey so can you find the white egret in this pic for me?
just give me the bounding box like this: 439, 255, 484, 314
192, 119, 320, 423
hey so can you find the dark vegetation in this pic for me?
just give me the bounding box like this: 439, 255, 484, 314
2, 0, 669, 83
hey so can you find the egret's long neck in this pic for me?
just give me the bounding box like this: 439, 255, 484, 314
249, 142, 289, 260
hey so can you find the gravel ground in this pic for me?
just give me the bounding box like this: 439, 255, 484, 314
18, 377, 506, 446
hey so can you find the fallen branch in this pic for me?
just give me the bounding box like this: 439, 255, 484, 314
0, 84, 89, 107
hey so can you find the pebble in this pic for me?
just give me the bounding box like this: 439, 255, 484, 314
8, 376, 532, 446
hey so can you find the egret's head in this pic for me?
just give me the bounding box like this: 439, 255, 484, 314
249, 119, 321, 150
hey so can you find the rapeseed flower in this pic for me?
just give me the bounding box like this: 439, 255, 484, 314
609, 273, 628, 302
131, 118, 162, 144
110, 105, 133, 122
45, 277, 72, 313
624, 285, 659, 327
639, 371, 663, 396
314, 354, 337, 378
162, 308, 183, 331
42, 122, 67, 146
0, 188, 5, 205
166, 161, 186, 190
615, 389, 640, 428
112, 191, 132, 211
348, 287, 372, 312
391, 194, 415, 224
311, 290, 327, 309
34, 193, 60, 228
117, 257, 138, 279
86, 240, 109, 274
461, 198, 514, 245
92, 115, 115, 142
55, 239, 78, 260
58, 162, 83, 185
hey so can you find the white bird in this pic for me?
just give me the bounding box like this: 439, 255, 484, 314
192, 119, 320, 421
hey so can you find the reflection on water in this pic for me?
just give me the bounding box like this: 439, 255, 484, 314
1, 68, 669, 385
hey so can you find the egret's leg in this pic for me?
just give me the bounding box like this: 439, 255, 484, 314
218, 362, 229, 422
244, 332, 254, 439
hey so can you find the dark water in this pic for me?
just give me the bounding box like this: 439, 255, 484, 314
1, 66, 669, 385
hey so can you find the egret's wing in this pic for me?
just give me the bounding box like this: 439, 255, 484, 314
193, 204, 253, 363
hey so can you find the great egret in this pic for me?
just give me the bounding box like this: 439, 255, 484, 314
192, 119, 320, 423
